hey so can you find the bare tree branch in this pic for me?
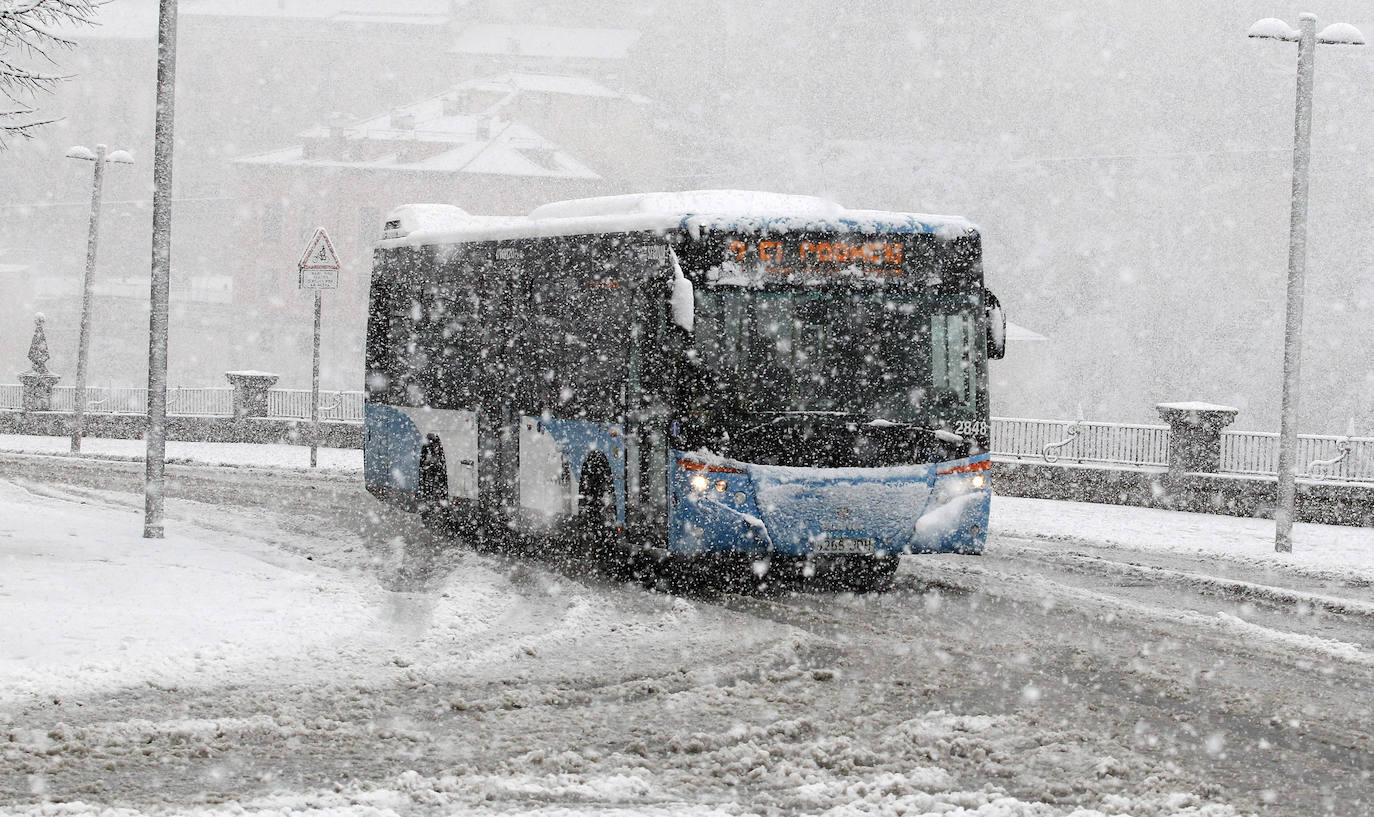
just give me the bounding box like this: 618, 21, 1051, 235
0, 0, 101, 147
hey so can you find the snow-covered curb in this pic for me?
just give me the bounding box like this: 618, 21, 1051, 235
0, 434, 362, 472
992, 495, 1374, 585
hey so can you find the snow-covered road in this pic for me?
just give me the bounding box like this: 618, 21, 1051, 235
1, 448, 1371, 816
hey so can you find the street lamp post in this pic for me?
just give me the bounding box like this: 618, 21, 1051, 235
66, 144, 134, 454
145, 0, 179, 539
1248, 14, 1364, 553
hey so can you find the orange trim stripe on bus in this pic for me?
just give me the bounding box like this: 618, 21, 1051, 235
936, 459, 992, 476
677, 460, 749, 474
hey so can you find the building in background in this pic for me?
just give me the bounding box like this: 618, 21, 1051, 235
11, 3, 1358, 431
228, 87, 612, 384
451, 23, 641, 78
0, 1, 661, 391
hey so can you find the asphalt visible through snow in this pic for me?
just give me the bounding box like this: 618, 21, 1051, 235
1, 452, 1371, 816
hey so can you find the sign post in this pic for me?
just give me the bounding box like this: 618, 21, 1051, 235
298, 227, 340, 468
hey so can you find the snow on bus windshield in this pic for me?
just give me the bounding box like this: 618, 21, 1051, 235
692, 288, 978, 425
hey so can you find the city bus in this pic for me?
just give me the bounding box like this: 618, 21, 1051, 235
364, 191, 1005, 592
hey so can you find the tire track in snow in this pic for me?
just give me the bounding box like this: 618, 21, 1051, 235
994, 542, 1374, 620
900, 556, 1374, 670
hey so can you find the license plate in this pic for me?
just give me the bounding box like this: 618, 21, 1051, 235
814, 536, 874, 554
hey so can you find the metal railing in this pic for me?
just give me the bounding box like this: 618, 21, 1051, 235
165, 386, 235, 416
25, 386, 235, 416
992, 417, 1171, 468
266, 389, 365, 421
0, 384, 362, 422
993, 417, 1374, 482
1222, 430, 1374, 482
3, 385, 1371, 481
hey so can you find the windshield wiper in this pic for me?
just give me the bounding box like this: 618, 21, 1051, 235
734, 412, 964, 446
735, 411, 856, 439
863, 418, 965, 444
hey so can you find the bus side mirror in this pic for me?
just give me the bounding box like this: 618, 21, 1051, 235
663, 246, 698, 404
985, 289, 1006, 360
668, 246, 694, 333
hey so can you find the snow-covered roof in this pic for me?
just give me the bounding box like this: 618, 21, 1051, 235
490, 73, 624, 98
331, 12, 449, 26
181, 0, 458, 22
72, 0, 464, 40
236, 96, 599, 178
455, 73, 651, 110
73, 0, 160, 40
452, 24, 640, 60
379, 190, 978, 248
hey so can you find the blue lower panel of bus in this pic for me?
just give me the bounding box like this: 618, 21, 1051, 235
538, 418, 627, 526
364, 402, 989, 556
364, 406, 628, 526
668, 451, 990, 557
364, 403, 423, 501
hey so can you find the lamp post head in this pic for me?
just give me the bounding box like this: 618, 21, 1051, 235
1248, 18, 1299, 41
1250, 17, 1365, 45
1317, 23, 1365, 45
65, 145, 135, 164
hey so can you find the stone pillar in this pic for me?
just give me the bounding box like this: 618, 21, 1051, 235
19, 371, 60, 411
225, 370, 279, 419
19, 314, 60, 412
1156, 401, 1240, 479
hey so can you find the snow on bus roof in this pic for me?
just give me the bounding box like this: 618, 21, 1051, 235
378, 190, 977, 248
527, 190, 842, 221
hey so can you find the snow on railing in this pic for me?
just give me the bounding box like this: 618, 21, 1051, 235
35, 386, 233, 416
994, 417, 1373, 482
266, 389, 364, 422
0, 384, 362, 421
166, 386, 235, 416
2, 386, 1370, 481
1222, 430, 1374, 482
992, 417, 1171, 468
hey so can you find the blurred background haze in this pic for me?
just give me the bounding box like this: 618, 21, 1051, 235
2, 0, 1372, 433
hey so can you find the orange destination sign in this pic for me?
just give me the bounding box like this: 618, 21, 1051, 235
725, 238, 905, 278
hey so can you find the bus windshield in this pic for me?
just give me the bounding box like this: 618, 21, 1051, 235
691, 288, 979, 427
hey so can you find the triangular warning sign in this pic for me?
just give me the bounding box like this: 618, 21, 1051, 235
298, 227, 340, 270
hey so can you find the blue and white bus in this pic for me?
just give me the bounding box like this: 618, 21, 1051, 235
364, 191, 1005, 592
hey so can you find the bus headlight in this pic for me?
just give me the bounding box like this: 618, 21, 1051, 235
971, 474, 987, 489
690, 475, 710, 492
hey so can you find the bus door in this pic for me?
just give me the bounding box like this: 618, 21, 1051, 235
518, 241, 580, 525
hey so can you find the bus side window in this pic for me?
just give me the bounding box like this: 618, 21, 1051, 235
631, 257, 671, 407
526, 254, 564, 412
365, 251, 398, 399
628, 249, 670, 525
369, 246, 428, 404
543, 240, 630, 419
